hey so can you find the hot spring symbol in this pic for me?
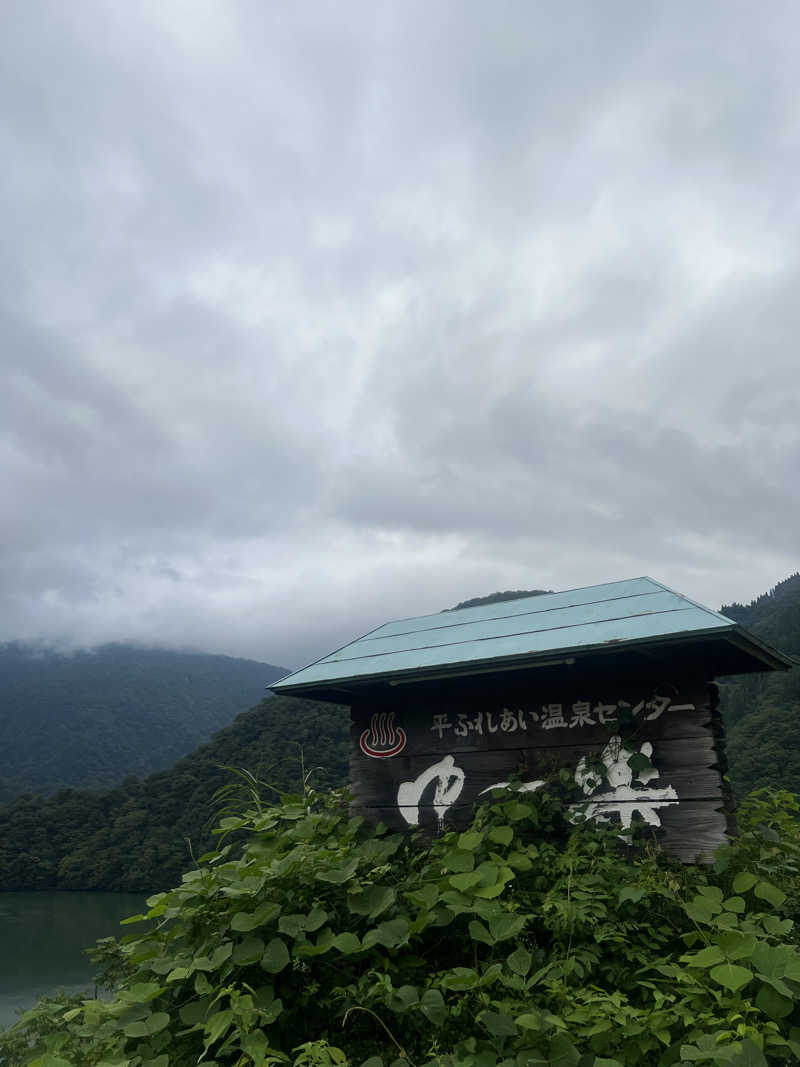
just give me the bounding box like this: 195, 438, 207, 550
359, 712, 407, 758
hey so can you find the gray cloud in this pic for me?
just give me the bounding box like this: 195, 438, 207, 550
1, 0, 798, 668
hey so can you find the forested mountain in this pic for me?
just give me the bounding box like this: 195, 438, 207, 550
719, 573, 800, 796
0, 643, 288, 801
0, 694, 348, 891
0, 575, 797, 893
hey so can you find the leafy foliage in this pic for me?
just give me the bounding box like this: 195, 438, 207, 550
0, 643, 288, 801
4, 780, 800, 1066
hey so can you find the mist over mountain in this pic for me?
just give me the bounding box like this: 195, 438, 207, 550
0, 574, 796, 892
0, 643, 288, 802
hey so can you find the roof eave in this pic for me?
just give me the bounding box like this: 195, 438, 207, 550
270, 623, 794, 698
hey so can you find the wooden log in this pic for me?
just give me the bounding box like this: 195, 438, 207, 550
351, 681, 714, 757
351, 799, 729, 864
351, 736, 723, 807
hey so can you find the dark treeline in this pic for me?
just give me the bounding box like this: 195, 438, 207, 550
0, 643, 288, 801
0, 575, 797, 893
720, 572, 800, 796
0, 695, 348, 891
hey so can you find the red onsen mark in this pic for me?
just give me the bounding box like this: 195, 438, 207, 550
359, 711, 407, 758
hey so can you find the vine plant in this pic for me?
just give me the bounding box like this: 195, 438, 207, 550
2, 780, 800, 1067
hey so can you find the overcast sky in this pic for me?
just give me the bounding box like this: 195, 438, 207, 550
2, 1, 799, 669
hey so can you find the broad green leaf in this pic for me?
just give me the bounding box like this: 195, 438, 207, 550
391, 985, 420, 1009
474, 861, 499, 885
474, 865, 515, 899
261, 938, 290, 974
450, 871, 482, 892
349, 886, 396, 918
480, 1010, 518, 1037
710, 962, 753, 992
506, 850, 532, 870
507, 945, 532, 976
699, 885, 724, 904
473, 881, 509, 899
203, 1009, 233, 1045
548, 1033, 580, 1067
442, 848, 474, 873
333, 932, 361, 954
515, 1011, 544, 1030
723, 896, 745, 913
278, 914, 307, 939
684, 900, 715, 925
751, 941, 793, 978
295, 928, 335, 957
680, 1044, 703, 1061
458, 830, 483, 851
242, 1032, 269, 1062
755, 984, 793, 1020
718, 931, 756, 961
362, 918, 409, 949
145, 1011, 170, 1035
757, 973, 794, 998
180, 999, 211, 1026
733, 872, 759, 894
468, 920, 494, 945
729, 1038, 769, 1067
405, 885, 439, 910
230, 901, 280, 932
618, 887, 645, 905
298, 906, 326, 932
232, 936, 265, 964
210, 943, 232, 969
488, 825, 513, 846
762, 915, 793, 937
754, 881, 786, 908
504, 800, 533, 821
262, 998, 283, 1025
489, 912, 525, 941
123, 1011, 170, 1038
419, 988, 447, 1027
316, 858, 359, 883
118, 982, 162, 1003
683, 945, 725, 968
440, 967, 479, 990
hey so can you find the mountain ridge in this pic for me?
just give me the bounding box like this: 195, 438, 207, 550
0, 642, 289, 802
0, 574, 797, 891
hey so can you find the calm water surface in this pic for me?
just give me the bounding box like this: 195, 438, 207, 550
0, 891, 146, 1030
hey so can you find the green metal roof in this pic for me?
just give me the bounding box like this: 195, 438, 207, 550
271, 576, 794, 698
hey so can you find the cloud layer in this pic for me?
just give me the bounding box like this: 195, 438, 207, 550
2, 1, 799, 667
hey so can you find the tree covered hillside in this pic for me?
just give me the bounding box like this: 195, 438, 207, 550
719, 573, 800, 797
0, 574, 797, 894
0, 643, 288, 801
0, 694, 348, 892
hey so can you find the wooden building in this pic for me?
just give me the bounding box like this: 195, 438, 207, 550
271, 577, 794, 862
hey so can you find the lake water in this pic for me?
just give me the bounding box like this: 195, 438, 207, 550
0, 891, 146, 1030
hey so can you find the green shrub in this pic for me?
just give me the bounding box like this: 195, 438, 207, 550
3, 781, 800, 1067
